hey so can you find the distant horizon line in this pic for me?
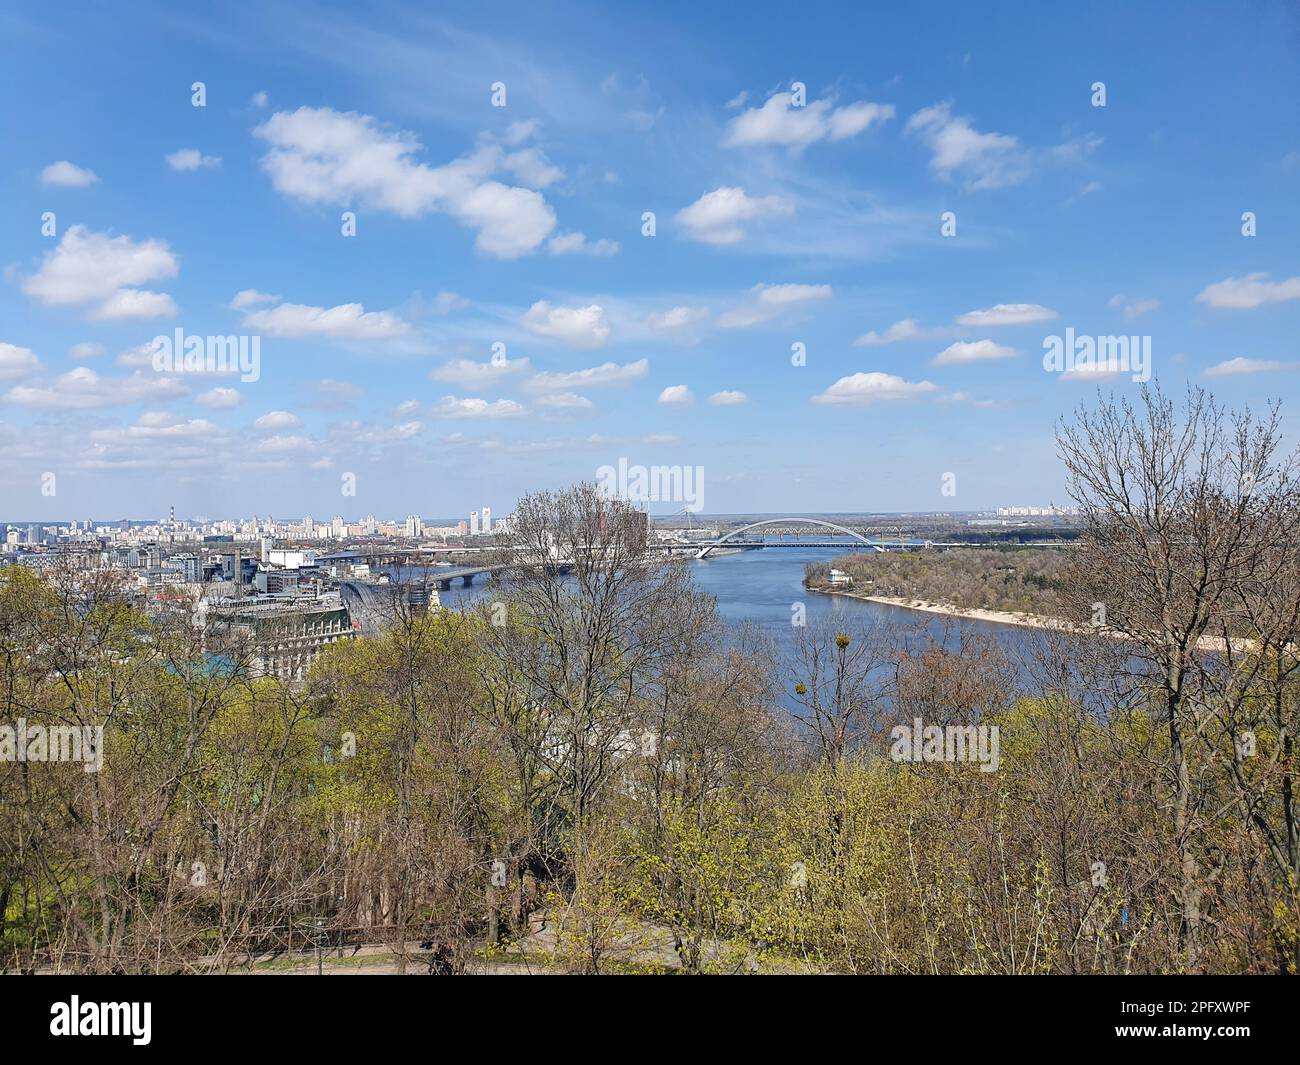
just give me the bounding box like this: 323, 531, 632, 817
1, 508, 1080, 525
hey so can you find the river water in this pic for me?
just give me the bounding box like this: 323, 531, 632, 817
426, 538, 1044, 679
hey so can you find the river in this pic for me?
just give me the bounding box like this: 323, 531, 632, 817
420, 537, 1045, 680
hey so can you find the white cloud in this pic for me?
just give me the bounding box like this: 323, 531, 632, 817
657, 384, 694, 406
253, 106, 557, 259
854, 318, 949, 346
1196, 273, 1300, 310
548, 232, 621, 257
725, 90, 749, 110
0, 343, 42, 380
165, 148, 222, 171
1108, 294, 1160, 319
256, 434, 315, 453
431, 395, 529, 419
2, 367, 187, 409
92, 288, 178, 321
22, 225, 179, 319
675, 186, 794, 245
956, 303, 1056, 327
89, 415, 218, 445
41, 161, 99, 187
521, 300, 610, 347
67, 342, 104, 360
230, 289, 281, 310
718, 282, 832, 328
708, 390, 748, 406
723, 92, 894, 151
251, 91, 269, 108
253, 410, 301, 431
195, 387, 243, 408
535, 392, 593, 411
1203, 357, 1298, 377
429, 356, 531, 389
812, 371, 939, 406
241, 300, 411, 339
906, 102, 1026, 190
525, 359, 649, 392
932, 339, 1020, 365
502, 146, 563, 188
646, 306, 709, 332
115, 343, 158, 370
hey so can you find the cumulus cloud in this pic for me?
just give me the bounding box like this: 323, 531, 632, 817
41, 161, 99, 187
1196, 274, 1300, 310
657, 384, 694, 406
535, 392, 594, 411
521, 300, 610, 347
854, 319, 952, 346
2, 367, 187, 409
956, 303, 1057, 327
1203, 357, 1298, 377
21, 225, 179, 320
0, 343, 42, 380
675, 186, 794, 245
114, 343, 159, 370
525, 359, 649, 392
93, 288, 178, 321
230, 289, 281, 310
195, 387, 244, 409
718, 282, 832, 328
932, 339, 1020, 365
548, 232, 621, 256
708, 390, 748, 406
253, 410, 301, 431
241, 300, 411, 339
429, 356, 531, 389
253, 106, 558, 259
723, 92, 894, 151
812, 371, 939, 406
256, 434, 315, 453
906, 102, 1026, 190
646, 306, 709, 332
165, 148, 221, 171
431, 396, 529, 419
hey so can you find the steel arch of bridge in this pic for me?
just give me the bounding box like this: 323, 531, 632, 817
695, 517, 881, 559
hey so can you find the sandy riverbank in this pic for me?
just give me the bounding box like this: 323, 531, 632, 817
809, 586, 1247, 654
810, 586, 1073, 633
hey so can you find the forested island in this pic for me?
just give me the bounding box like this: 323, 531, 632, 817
806, 545, 1071, 619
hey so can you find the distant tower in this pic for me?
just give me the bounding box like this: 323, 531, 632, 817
470, 510, 480, 536
482, 505, 492, 533
169, 504, 176, 544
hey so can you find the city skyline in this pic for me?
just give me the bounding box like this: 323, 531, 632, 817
1, 2, 1298, 519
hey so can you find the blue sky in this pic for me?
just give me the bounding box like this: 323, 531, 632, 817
1, 0, 1298, 521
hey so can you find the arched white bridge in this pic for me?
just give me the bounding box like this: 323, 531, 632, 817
695, 517, 886, 559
